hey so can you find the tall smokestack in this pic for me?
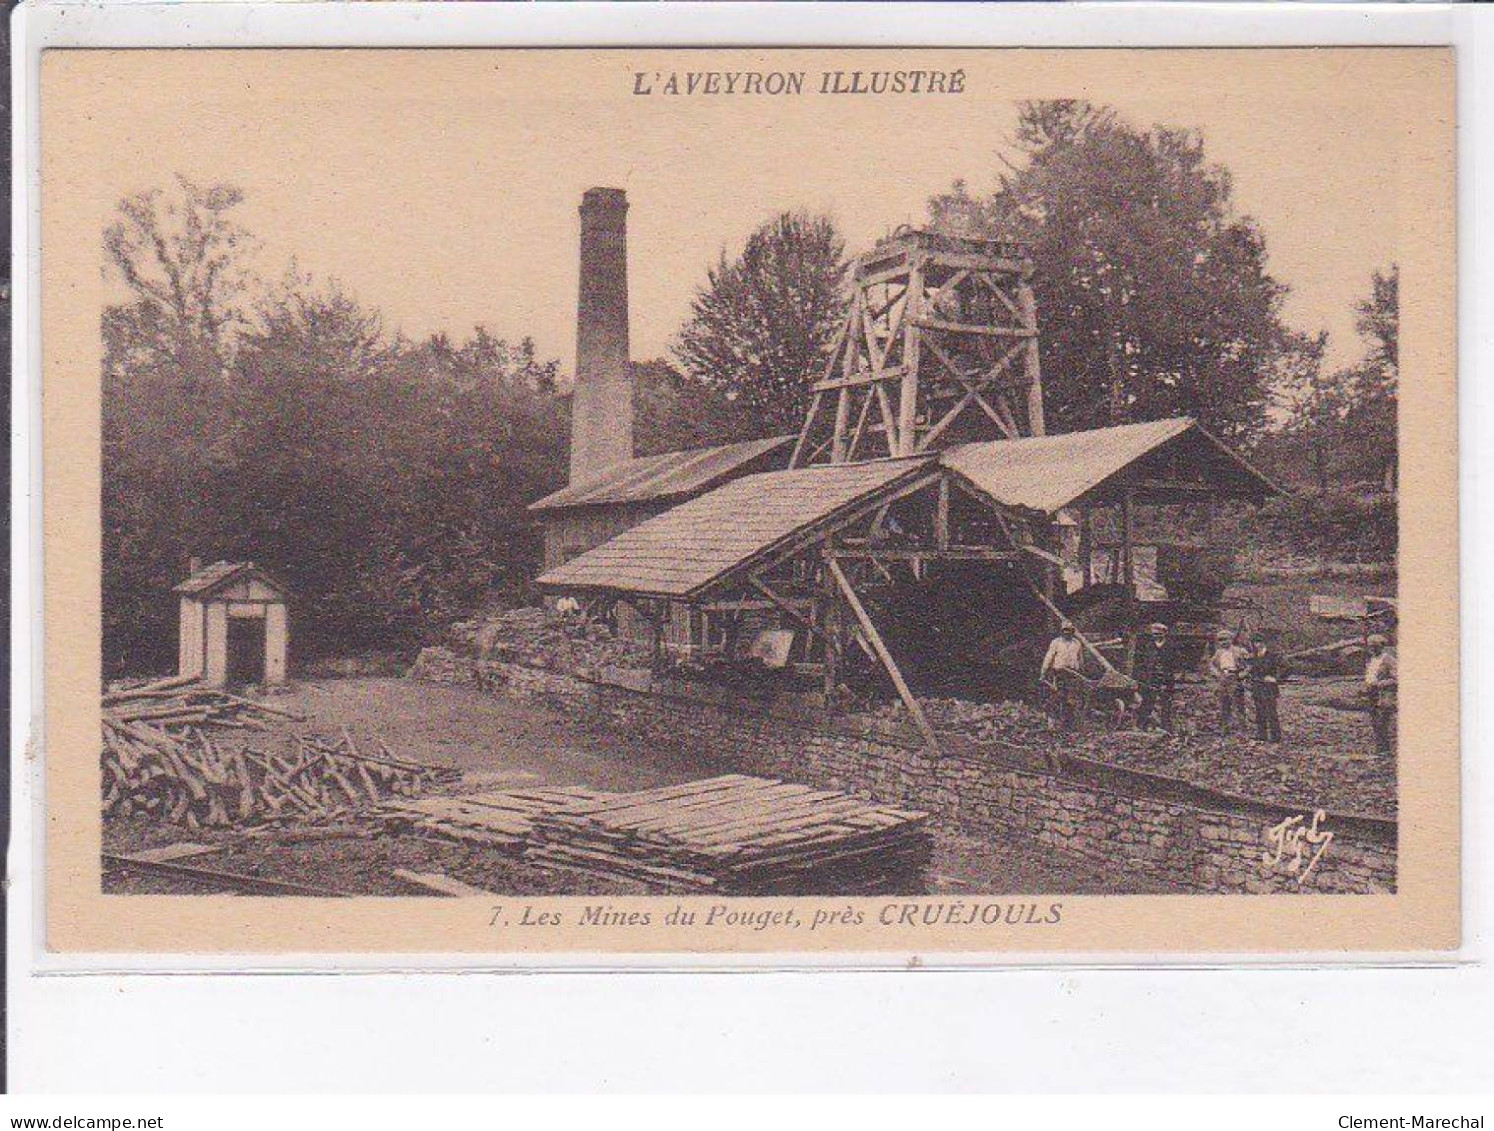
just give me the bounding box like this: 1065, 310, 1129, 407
571, 187, 634, 482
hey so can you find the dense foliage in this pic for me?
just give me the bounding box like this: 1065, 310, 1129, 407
927, 101, 1289, 441
1263, 266, 1398, 492
102, 182, 571, 675
104, 118, 1400, 675
673, 211, 848, 436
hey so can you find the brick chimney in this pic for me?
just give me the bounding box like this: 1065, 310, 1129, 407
570, 187, 634, 483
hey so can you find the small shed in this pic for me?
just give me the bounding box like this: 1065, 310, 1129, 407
174, 561, 290, 687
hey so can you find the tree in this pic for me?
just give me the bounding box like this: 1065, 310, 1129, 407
928, 101, 1290, 441
632, 358, 756, 456
1337, 265, 1399, 488
1259, 265, 1397, 502
100, 180, 575, 674
101, 178, 259, 673
1269, 330, 1340, 492
104, 175, 257, 373
673, 211, 848, 436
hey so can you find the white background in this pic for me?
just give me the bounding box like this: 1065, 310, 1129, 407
8, 1, 1494, 1093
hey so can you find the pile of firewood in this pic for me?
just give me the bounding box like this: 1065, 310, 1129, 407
102, 677, 459, 828
104, 675, 299, 731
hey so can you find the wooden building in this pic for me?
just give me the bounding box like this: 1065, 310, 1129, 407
530, 434, 795, 570
174, 561, 290, 687
536, 418, 1278, 748
532, 225, 1281, 734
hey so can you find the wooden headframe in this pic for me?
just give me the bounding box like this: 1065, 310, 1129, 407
791, 229, 1046, 468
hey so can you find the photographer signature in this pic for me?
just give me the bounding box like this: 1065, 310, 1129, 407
1263, 809, 1333, 884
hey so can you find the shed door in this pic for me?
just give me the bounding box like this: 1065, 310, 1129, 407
227, 617, 267, 685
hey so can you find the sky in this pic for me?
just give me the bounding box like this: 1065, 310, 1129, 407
61, 48, 1413, 378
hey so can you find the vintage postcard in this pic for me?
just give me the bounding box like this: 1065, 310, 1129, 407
37, 46, 1457, 958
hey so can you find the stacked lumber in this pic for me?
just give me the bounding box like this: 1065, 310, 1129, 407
525, 775, 932, 895
102, 680, 459, 827
382, 787, 610, 851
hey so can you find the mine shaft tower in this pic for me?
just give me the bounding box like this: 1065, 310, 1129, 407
791, 228, 1046, 467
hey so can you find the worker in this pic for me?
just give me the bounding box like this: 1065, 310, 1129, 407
1206, 628, 1246, 734
1363, 633, 1398, 754
1038, 620, 1087, 732
1134, 622, 1179, 732
1247, 631, 1285, 743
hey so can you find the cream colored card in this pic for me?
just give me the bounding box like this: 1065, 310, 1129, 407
41, 46, 1456, 957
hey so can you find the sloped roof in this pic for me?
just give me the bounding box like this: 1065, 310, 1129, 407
942, 417, 1279, 514
529, 435, 795, 512
173, 561, 288, 599
536, 458, 933, 598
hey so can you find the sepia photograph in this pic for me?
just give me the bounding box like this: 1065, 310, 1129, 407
36, 46, 1457, 954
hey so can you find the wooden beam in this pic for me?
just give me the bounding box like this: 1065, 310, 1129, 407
790, 390, 823, 469
873, 379, 901, 456
746, 576, 833, 648
1016, 570, 1128, 682
831, 386, 851, 463
935, 478, 950, 550
897, 260, 923, 457
832, 547, 1021, 562
915, 317, 1034, 337
1019, 543, 1065, 568
846, 386, 876, 462
1080, 505, 1093, 589
920, 251, 1028, 275
812, 367, 906, 394
977, 270, 1025, 321
821, 553, 840, 704
1019, 281, 1046, 435
827, 558, 940, 756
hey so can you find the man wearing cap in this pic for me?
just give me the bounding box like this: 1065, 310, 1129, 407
1363, 633, 1397, 754
1039, 620, 1087, 732
1134, 622, 1179, 732
1247, 632, 1285, 743
1206, 628, 1247, 734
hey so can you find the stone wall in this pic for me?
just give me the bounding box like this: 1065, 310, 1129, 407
411, 647, 1396, 894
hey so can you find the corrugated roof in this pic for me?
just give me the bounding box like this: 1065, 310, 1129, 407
529, 435, 795, 512
536, 458, 933, 597
173, 561, 287, 598
941, 417, 1276, 514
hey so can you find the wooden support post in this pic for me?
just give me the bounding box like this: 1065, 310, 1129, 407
831, 388, 851, 464
1018, 571, 1129, 682
1018, 277, 1046, 436
1079, 505, 1093, 589
1121, 491, 1137, 673
897, 258, 923, 456
935, 477, 951, 551
827, 557, 940, 756
821, 556, 840, 707
790, 391, 823, 469
748, 576, 833, 649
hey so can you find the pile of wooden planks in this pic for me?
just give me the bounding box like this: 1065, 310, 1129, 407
382, 787, 610, 851
102, 678, 459, 828
524, 775, 932, 894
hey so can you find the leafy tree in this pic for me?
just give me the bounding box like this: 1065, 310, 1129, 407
104, 175, 257, 372
101, 178, 259, 673
100, 181, 573, 675
1264, 265, 1398, 493
928, 101, 1289, 441
673, 211, 848, 436
632, 358, 758, 456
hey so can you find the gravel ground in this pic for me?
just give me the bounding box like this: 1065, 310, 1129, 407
923, 677, 1395, 818
102, 676, 1189, 897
